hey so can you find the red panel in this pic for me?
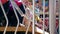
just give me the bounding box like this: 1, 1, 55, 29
1, 0, 8, 4
15, 0, 22, 6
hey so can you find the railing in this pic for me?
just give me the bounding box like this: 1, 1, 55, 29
0, 0, 59, 34
0, 0, 9, 34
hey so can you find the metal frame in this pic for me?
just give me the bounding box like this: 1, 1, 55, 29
9, 0, 34, 34
43, 0, 45, 34
10, 0, 20, 34
59, 9, 60, 34
32, 0, 35, 34
49, 0, 56, 34
58, 0, 60, 34
0, 0, 9, 34
0, 0, 58, 34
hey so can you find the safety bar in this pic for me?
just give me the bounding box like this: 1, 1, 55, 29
0, 0, 9, 34
9, 0, 32, 21
49, 0, 56, 34
9, 0, 33, 34
57, 0, 60, 34
32, 0, 35, 34
10, 0, 24, 16
58, 0, 60, 34
43, 0, 45, 34
10, 0, 20, 34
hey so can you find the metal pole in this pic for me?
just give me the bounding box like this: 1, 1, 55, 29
32, 0, 35, 34
58, 0, 60, 34
10, 0, 20, 34
10, 0, 33, 34
59, 7, 60, 34
49, 0, 56, 34
43, 0, 45, 34
0, 0, 9, 34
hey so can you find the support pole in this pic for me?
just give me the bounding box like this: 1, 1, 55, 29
0, 0, 9, 34
49, 0, 56, 34
10, 0, 20, 34
59, 7, 60, 34
43, 0, 45, 34
32, 0, 35, 34
58, 0, 60, 34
